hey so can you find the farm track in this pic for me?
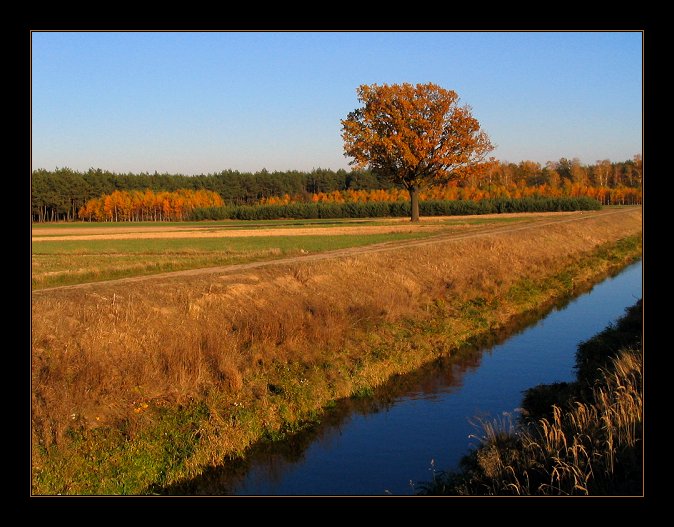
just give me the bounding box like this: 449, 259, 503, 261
31, 208, 637, 294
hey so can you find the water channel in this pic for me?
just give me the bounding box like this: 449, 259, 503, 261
166, 261, 642, 496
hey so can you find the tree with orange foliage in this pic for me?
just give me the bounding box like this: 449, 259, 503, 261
342, 83, 493, 221
78, 189, 224, 222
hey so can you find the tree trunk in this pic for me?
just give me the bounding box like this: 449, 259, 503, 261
409, 185, 420, 222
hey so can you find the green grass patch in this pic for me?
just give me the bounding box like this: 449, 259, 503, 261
33, 401, 210, 495
32, 232, 435, 255
32, 231, 437, 289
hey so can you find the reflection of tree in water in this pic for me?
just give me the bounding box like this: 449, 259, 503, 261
148, 273, 614, 496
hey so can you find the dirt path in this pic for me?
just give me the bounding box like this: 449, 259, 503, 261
31, 208, 639, 294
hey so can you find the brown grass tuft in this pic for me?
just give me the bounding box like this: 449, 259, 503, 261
430, 345, 643, 496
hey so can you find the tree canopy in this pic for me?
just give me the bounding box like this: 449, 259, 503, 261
341, 82, 494, 221
31, 158, 642, 223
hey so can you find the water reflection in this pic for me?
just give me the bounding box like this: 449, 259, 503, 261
155, 348, 488, 495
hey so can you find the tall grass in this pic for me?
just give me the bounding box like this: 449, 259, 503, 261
31, 209, 642, 494
419, 301, 643, 496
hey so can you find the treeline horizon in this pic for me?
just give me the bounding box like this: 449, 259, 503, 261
32, 156, 642, 222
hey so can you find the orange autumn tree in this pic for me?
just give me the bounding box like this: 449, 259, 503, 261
341, 83, 493, 222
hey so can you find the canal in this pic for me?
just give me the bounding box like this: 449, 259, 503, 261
168, 260, 642, 495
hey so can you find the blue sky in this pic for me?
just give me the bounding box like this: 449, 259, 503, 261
31, 31, 642, 175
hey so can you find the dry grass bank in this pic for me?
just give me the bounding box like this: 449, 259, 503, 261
31, 208, 642, 493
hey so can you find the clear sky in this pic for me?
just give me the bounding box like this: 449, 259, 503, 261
31, 31, 642, 175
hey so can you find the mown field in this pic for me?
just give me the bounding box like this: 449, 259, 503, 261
32, 214, 533, 290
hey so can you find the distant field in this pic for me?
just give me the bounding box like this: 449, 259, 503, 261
30, 213, 564, 290
31, 214, 529, 233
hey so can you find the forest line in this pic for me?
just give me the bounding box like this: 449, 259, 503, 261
32, 156, 642, 222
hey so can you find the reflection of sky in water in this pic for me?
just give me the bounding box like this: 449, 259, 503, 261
198, 262, 642, 496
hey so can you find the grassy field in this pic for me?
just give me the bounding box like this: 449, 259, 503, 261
32, 232, 436, 289
31, 208, 642, 494
31, 215, 533, 290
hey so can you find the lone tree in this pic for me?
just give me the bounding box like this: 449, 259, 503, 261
341, 83, 494, 222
